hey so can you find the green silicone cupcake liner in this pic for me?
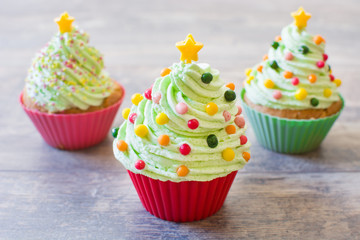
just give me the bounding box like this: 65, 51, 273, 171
240, 89, 344, 154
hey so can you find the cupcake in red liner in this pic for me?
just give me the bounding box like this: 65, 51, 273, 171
113, 34, 251, 222
20, 12, 125, 150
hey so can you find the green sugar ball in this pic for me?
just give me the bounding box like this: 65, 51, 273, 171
299, 45, 309, 54
201, 72, 213, 84
111, 127, 119, 138
272, 41, 279, 50
310, 98, 319, 107
207, 134, 218, 148
269, 60, 279, 70
224, 90, 236, 102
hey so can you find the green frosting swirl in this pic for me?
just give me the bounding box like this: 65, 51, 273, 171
245, 24, 340, 110
114, 62, 250, 182
25, 26, 113, 113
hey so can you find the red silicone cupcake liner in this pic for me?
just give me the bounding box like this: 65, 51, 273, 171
127, 170, 238, 222
19, 84, 125, 150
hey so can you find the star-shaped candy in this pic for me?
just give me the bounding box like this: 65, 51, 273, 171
176, 34, 203, 64
55, 12, 75, 34
291, 7, 311, 29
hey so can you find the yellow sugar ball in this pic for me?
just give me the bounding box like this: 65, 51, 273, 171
156, 112, 169, 125
245, 68, 252, 76
333, 79, 342, 87
222, 148, 235, 161
205, 102, 218, 116
122, 108, 131, 119
295, 88, 308, 100
134, 124, 148, 138
131, 93, 143, 106
264, 79, 275, 89
246, 76, 254, 84
324, 88, 332, 98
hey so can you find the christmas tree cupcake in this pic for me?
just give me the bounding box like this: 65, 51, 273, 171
20, 12, 125, 150
241, 7, 344, 154
113, 34, 250, 222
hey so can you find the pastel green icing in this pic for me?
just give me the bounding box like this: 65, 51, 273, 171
245, 24, 340, 110
113, 62, 250, 182
25, 26, 113, 113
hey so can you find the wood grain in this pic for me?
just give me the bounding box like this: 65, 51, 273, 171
1, 0, 360, 239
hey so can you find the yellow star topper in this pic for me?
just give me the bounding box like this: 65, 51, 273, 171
291, 7, 311, 29
55, 12, 75, 34
176, 34, 203, 64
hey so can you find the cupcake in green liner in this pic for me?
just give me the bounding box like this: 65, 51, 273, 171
241, 7, 344, 154
113, 34, 251, 221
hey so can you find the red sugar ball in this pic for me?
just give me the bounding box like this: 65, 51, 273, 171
135, 160, 145, 170
179, 143, 191, 155
187, 119, 199, 130
240, 135, 248, 145
144, 88, 152, 100
129, 113, 137, 124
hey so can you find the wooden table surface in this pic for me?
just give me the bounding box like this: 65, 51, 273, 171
1, 0, 360, 239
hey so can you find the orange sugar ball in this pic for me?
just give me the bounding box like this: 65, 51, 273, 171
160, 67, 171, 77
225, 125, 236, 134
242, 152, 251, 162
313, 35, 325, 45
177, 165, 189, 177
116, 140, 128, 152
308, 74, 317, 83
283, 71, 293, 79
257, 65, 263, 73
263, 54, 269, 61
226, 83, 235, 91
158, 134, 170, 146
275, 35, 282, 41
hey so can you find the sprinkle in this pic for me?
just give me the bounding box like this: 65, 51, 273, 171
324, 88, 332, 98
222, 148, 235, 161
160, 68, 171, 77
333, 79, 342, 87
292, 77, 300, 86
308, 74, 317, 83
177, 165, 189, 177
242, 152, 251, 162
156, 112, 169, 125
295, 88, 308, 100
226, 125, 236, 134
122, 108, 131, 119
223, 111, 231, 122
152, 92, 161, 104
175, 102, 188, 114
273, 90, 282, 100
245, 68, 252, 76
264, 79, 275, 88
234, 116, 245, 128
205, 102, 218, 115
283, 71, 293, 79
134, 124, 148, 138
179, 143, 191, 155
131, 93, 143, 106
207, 134, 218, 148
135, 160, 145, 170
187, 119, 199, 130
158, 135, 170, 146
240, 135, 248, 145
116, 140, 128, 151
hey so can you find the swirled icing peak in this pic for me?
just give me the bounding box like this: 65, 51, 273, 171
113, 35, 250, 182
24, 12, 113, 113
244, 7, 341, 110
